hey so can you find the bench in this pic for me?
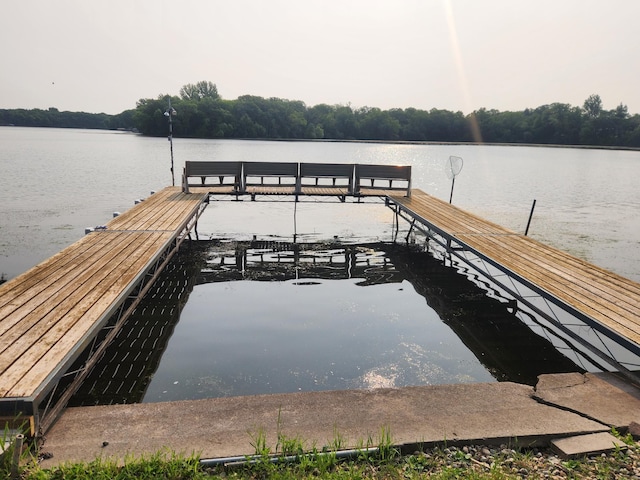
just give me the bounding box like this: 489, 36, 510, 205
243, 161, 299, 199
182, 161, 243, 195
297, 163, 355, 201
181, 161, 413, 199
354, 164, 412, 197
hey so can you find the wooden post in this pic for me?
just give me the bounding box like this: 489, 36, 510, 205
525, 199, 537, 236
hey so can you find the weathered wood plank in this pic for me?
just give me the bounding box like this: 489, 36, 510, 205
2, 232, 173, 397
107, 189, 206, 232
359, 187, 410, 197
457, 234, 640, 342
0, 233, 117, 310
245, 186, 297, 195
0, 232, 155, 368
390, 189, 640, 347
0, 233, 136, 334
0, 186, 204, 404
0, 234, 140, 348
299, 186, 350, 196
106, 188, 176, 230
400, 192, 640, 301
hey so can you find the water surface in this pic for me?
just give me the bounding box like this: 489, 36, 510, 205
2, 127, 638, 403
2, 127, 639, 282
70, 241, 581, 406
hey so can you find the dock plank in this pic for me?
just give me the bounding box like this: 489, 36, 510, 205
0, 187, 207, 419
0, 232, 140, 351
299, 186, 350, 196
0, 233, 140, 340
0, 233, 117, 311
407, 193, 640, 314
4, 233, 173, 398
390, 189, 640, 347
108, 189, 206, 232
457, 234, 640, 343
359, 187, 410, 197
0, 233, 164, 377
245, 186, 297, 195
392, 192, 640, 299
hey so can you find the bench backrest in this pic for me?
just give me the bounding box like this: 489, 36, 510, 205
298, 163, 355, 191
243, 161, 299, 186
354, 164, 412, 196
181, 161, 412, 197
183, 161, 243, 192
185, 161, 243, 177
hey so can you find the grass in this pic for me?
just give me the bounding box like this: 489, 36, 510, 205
20, 452, 206, 480
3, 427, 638, 479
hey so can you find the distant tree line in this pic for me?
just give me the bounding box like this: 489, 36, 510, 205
3, 82, 640, 147
0, 107, 135, 131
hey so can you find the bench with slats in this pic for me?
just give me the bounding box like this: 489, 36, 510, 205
355, 164, 412, 197
182, 161, 243, 195
297, 163, 355, 201
181, 161, 413, 200
243, 161, 299, 199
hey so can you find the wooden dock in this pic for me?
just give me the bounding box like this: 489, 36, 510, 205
387, 189, 640, 363
0, 187, 207, 434
1, 160, 639, 436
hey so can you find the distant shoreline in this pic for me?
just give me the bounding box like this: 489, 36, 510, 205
2, 124, 640, 152
234, 136, 640, 152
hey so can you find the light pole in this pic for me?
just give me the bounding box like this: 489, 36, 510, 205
164, 98, 177, 186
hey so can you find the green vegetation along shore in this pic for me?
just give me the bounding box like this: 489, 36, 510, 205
2, 81, 640, 148
4, 428, 639, 479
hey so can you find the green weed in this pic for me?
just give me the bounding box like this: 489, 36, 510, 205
17, 451, 207, 480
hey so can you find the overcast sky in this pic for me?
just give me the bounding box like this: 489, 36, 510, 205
3, 0, 639, 115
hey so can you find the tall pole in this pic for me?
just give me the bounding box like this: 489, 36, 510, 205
524, 199, 537, 236
165, 98, 176, 186
449, 176, 455, 204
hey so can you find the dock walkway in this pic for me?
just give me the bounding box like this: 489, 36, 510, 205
388, 189, 640, 368
0, 187, 207, 434
1, 162, 640, 437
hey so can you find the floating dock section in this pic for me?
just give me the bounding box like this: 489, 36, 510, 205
386, 189, 640, 380
0, 187, 207, 434
1, 161, 639, 437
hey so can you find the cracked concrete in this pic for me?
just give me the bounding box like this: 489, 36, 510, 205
535, 372, 640, 429
39, 373, 640, 467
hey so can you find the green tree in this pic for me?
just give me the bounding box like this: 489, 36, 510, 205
358, 107, 401, 140
133, 96, 173, 136
179, 81, 220, 101
583, 94, 603, 118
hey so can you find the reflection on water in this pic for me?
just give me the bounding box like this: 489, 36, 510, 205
70, 240, 581, 406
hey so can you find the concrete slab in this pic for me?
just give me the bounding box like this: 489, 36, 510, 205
40, 381, 609, 467
551, 432, 627, 458
534, 372, 640, 429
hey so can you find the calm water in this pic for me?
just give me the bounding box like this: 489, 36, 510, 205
2, 127, 639, 282
69, 240, 580, 406
2, 127, 640, 402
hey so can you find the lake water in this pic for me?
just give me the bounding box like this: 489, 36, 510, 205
1, 127, 639, 403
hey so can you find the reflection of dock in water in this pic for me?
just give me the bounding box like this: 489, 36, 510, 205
72, 241, 406, 406
385, 246, 583, 386
71, 240, 582, 406
69, 246, 206, 406
4, 162, 639, 436
198, 240, 403, 286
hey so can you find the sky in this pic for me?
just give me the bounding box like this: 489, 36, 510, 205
3, 0, 640, 115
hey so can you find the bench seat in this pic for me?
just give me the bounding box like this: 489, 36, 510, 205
181, 161, 412, 200
355, 164, 411, 197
